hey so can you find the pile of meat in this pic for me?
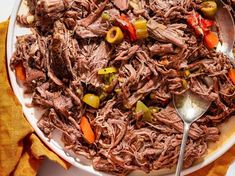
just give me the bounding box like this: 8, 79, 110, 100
11, 0, 235, 175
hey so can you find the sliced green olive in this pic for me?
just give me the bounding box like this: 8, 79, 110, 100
201, 1, 218, 18
106, 27, 124, 44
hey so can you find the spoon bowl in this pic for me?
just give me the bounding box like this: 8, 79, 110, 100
173, 91, 211, 124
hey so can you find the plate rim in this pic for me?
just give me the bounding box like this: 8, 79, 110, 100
6, 0, 235, 175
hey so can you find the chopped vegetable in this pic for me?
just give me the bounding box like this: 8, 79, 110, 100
15, 63, 26, 81
159, 59, 169, 66
187, 13, 199, 27
119, 14, 137, 41
99, 92, 107, 101
187, 13, 203, 35
80, 116, 95, 144
103, 74, 110, 84
106, 27, 124, 44
26, 15, 35, 24
136, 101, 152, 122
101, 12, 110, 21
108, 74, 116, 83
185, 69, 191, 77
182, 79, 188, 88
149, 107, 160, 114
228, 69, 235, 85
201, 1, 218, 18
98, 67, 117, 75
76, 88, 82, 96
114, 88, 121, 94
133, 19, 148, 39
98, 68, 118, 84
102, 85, 110, 92
187, 12, 214, 36
201, 18, 214, 29
82, 94, 100, 108
204, 31, 219, 49
102, 73, 117, 85
187, 12, 218, 49
179, 69, 190, 77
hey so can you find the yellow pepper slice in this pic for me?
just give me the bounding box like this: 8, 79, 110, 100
185, 69, 191, 77
182, 79, 188, 88
82, 94, 100, 109
133, 19, 148, 39
106, 27, 124, 44
98, 67, 117, 75
136, 101, 152, 122
201, 1, 218, 18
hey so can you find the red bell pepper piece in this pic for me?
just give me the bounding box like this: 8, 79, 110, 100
118, 14, 137, 41
187, 12, 200, 27
187, 12, 214, 36
201, 19, 214, 29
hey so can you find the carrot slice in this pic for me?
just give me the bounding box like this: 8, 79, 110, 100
228, 69, 235, 85
204, 31, 219, 49
15, 63, 26, 81
80, 116, 95, 144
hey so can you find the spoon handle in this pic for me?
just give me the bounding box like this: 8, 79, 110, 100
175, 123, 190, 176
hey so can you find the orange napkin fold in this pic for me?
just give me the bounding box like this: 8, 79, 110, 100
0, 19, 235, 176
188, 146, 235, 176
0, 20, 70, 176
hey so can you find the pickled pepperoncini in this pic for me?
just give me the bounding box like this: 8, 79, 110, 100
133, 19, 148, 39
98, 67, 117, 75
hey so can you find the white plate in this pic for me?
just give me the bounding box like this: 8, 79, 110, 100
6, 0, 235, 175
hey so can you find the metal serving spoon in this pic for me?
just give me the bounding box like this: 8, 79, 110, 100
174, 1, 235, 175
173, 91, 211, 176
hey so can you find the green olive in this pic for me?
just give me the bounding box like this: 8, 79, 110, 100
201, 1, 218, 18
101, 12, 110, 21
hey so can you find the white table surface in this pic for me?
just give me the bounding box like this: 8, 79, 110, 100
1, 0, 235, 175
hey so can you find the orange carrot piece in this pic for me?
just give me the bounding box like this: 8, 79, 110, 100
204, 31, 219, 49
80, 116, 95, 144
228, 69, 235, 85
15, 63, 26, 81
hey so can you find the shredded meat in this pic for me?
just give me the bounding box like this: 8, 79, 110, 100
10, 0, 235, 175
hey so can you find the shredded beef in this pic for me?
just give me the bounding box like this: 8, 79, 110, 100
10, 0, 235, 175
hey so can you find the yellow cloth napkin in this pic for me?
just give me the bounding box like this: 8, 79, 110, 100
0, 20, 70, 176
0, 19, 235, 176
